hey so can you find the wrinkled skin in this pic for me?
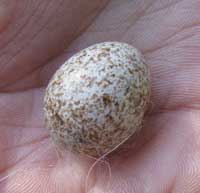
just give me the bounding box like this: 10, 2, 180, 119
1, 0, 200, 192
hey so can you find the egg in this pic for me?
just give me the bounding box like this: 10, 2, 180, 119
44, 42, 151, 157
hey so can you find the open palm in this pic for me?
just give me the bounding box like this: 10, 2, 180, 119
1, 0, 200, 192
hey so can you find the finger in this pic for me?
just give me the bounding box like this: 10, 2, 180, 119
0, 0, 109, 90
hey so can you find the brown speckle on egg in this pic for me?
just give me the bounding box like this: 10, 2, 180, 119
44, 42, 151, 157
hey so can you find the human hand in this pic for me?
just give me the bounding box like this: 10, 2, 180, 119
1, 0, 200, 192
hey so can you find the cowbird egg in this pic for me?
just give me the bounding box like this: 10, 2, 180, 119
44, 42, 151, 157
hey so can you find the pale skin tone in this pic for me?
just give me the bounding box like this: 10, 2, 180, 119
0, 0, 200, 192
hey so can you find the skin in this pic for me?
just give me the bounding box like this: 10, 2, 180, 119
0, 0, 200, 192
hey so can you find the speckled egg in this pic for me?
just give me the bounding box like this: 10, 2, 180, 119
44, 42, 151, 157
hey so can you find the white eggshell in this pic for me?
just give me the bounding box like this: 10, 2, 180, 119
44, 42, 150, 157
